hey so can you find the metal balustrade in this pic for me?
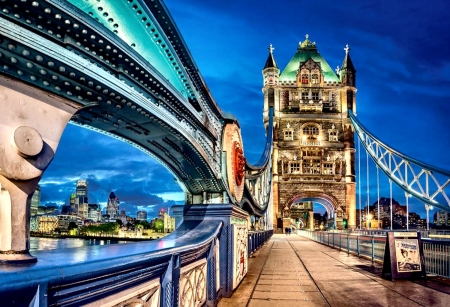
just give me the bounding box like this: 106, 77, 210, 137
298, 230, 450, 278
248, 230, 273, 256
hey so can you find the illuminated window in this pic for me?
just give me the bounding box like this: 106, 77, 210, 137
329, 131, 338, 141
302, 159, 321, 174
303, 125, 319, 140
312, 74, 319, 84
301, 74, 309, 84
302, 91, 309, 100
323, 163, 333, 174
284, 130, 293, 140
302, 148, 320, 157
290, 162, 301, 174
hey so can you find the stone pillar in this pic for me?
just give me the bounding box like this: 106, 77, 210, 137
309, 211, 314, 230
0, 77, 79, 262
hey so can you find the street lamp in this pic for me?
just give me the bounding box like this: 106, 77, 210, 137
425, 204, 433, 231
367, 213, 372, 230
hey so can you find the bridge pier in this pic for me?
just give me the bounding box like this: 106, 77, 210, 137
173, 203, 249, 301
0, 77, 79, 262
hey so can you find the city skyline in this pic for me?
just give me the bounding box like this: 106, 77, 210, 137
39, 0, 450, 218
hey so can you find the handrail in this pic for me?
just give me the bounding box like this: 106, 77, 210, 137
0, 220, 222, 306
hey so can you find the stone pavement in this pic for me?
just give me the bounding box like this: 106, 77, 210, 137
218, 234, 450, 307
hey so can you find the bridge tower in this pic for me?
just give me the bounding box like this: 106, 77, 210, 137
263, 35, 356, 230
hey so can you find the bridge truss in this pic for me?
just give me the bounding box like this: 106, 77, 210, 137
349, 110, 450, 212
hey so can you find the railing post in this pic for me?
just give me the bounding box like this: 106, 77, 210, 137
206, 239, 219, 307
357, 236, 360, 257
161, 253, 181, 307
371, 236, 375, 262
347, 235, 350, 254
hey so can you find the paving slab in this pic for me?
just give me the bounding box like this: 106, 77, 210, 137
218, 234, 450, 307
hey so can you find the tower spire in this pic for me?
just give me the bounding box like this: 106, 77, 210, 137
340, 43, 356, 86
263, 44, 277, 69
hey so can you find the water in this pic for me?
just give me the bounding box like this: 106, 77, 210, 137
30, 236, 131, 251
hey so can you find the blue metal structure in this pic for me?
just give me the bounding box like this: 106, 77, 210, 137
0, 0, 274, 305
350, 110, 450, 212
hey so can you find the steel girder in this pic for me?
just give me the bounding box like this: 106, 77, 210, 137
349, 110, 450, 212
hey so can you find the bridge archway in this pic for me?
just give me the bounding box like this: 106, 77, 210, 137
282, 192, 342, 230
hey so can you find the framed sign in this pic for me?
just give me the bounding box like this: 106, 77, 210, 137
382, 232, 426, 280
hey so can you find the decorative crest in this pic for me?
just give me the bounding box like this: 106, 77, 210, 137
298, 34, 317, 51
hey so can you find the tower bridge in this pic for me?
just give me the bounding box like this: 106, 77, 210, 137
0, 1, 450, 306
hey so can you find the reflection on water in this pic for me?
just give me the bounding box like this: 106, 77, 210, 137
30, 237, 130, 251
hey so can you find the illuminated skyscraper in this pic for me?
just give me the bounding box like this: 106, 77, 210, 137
76, 180, 87, 198
106, 191, 120, 219
30, 184, 40, 217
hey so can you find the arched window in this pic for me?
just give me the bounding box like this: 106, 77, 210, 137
301, 74, 309, 84
303, 125, 319, 140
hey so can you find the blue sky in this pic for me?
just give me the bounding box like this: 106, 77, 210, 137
40, 0, 450, 219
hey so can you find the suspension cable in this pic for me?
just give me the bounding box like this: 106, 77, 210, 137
366, 149, 370, 229
377, 166, 380, 230
358, 137, 362, 230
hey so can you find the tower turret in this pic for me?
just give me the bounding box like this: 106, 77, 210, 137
262, 44, 280, 124
339, 44, 356, 87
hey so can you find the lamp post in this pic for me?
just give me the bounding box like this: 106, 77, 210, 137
425, 204, 433, 231
367, 213, 372, 230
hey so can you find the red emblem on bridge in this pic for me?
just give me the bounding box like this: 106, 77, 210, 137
232, 141, 245, 186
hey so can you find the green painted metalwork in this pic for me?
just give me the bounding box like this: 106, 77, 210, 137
279, 36, 340, 83
67, 0, 190, 97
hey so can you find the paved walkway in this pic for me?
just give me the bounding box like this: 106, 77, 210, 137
219, 234, 450, 307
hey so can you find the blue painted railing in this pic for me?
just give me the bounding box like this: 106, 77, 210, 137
248, 230, 273, 256
298, 230, 450, 278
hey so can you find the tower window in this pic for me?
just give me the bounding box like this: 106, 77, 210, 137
290, 162, 301, 174
284, 130, 293, 140
323, 163, 333, 174
302, 159, 321, 174
302, 91, 309, 100
312, 91, 319, 100
303, 125, 319, 140
312, 74, 319, 84
301, 74, 309, 84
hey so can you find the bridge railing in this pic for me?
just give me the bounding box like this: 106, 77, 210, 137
1, 220, 223, 307
298, 230, 450, 278
248, 230, 273, 256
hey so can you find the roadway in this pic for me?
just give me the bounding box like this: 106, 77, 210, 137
219, 234, 450, 307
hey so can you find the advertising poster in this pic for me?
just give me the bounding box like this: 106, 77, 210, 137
395, 239, 421, 272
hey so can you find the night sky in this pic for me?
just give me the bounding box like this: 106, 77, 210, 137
40, 0, 450, 219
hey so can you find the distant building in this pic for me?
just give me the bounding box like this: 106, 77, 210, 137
30, 185, 41, 231
30, 184, 40, 217
76, 180, 88, 198
158, 208, 175, 233
57, 215, 83, 231
76, 196, 88, 219
38, 215, 58, 233
106, 192, 120, 218
88, 204, 102, 221
136, 210, 148, 221
435, 211, 448, 226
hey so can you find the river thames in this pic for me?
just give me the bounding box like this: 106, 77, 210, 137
30, 236, 131, 251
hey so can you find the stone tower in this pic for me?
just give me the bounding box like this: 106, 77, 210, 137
263, 35, 356, 230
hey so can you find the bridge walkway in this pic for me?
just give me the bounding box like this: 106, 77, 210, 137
219, 234, 450, 307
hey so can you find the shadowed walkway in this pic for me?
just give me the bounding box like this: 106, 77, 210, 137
219, 234, 450, 307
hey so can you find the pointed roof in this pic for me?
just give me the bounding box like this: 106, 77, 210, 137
341, 44, 356, 72
279, 35, 340, 83
263, 44, 278, 69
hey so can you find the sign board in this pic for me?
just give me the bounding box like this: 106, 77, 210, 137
382, 231, 426, 280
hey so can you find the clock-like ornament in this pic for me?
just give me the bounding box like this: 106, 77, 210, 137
223, 123, 245, 202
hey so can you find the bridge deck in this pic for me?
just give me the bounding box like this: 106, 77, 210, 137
220, 234, 450, 307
